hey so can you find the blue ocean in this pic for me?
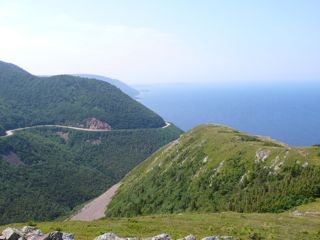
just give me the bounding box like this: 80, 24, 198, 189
136, 82, 320, 146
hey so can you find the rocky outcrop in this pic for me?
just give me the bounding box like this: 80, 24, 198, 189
1, 228, 237, 240
201, 237, 235, 240
255, 149, 269, 163
151, 234, 172, 240
178, 235, 196, 240
94, 233, 122, 240
94, 233, 237, 240
1, 228, 22, 240
0, 227, 73, 240
86, 118, 111, 130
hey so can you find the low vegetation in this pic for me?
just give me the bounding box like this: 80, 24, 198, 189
1, 209, 320, 240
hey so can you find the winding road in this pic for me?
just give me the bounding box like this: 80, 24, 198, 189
3, 124, 111, 137
2, 122, 171, 137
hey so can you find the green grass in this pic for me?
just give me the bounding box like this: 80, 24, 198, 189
292, 198, 320, 212
1, 212, 320, 240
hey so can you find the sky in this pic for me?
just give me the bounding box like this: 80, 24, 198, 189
0, 0, 320, 84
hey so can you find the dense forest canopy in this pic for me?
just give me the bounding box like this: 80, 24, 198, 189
0, 124, 182, 224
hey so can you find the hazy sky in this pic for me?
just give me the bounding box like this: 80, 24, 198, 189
1, 0, 319, 84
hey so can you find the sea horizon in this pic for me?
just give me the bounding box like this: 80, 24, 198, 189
136, 81, 320, 146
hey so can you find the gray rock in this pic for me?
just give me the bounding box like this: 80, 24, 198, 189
202, 237, 236, 240
0, 236, 6, 240
43, 232, 63, 240
202, 237, 220, 240
178, 235, 196, 240
2, 228, 23, 240
94, 233, 123, 240
151, 234, 171, 240
61, 233, 74, 240
21, 226, 42, 235
220, 237, 236, 240
42, 232, 73, 240
21, 226, 44, 240
25, 234, 43, 240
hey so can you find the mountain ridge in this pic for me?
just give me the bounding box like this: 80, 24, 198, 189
73, 74, 139, 98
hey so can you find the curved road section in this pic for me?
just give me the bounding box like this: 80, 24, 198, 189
3, 122, 171, 137
3, 124, 112, 137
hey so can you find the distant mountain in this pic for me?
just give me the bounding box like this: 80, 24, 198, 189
107, 124, 320, 217
73, 74, 139, 98
0, 60, 164, 131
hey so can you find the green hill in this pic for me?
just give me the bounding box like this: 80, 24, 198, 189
106, 124, 320, 217
0, 60, 164, 131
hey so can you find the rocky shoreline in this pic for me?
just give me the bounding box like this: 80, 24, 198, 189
0, 227, 237, 240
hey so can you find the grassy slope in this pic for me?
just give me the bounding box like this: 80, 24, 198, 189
107, 124, 320, 216
1, 207, 320, 240
0, 124, 182, 224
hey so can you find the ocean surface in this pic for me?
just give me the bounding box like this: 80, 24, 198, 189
136, 82, 320, 146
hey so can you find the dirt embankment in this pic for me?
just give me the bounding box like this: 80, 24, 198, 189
69, 183, 121, 221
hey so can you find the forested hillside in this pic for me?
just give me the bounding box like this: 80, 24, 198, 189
0, 60, 183, 224
0, 124, 182, 224
0, 60, 164, 131
107, 124, 320, 217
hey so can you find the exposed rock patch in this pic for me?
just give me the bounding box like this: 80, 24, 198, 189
255, 149, 269, 163
178, 234, 196, 240
151, 233, 172, 240
86, 118, 111, 130
201, 237, 235, 240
